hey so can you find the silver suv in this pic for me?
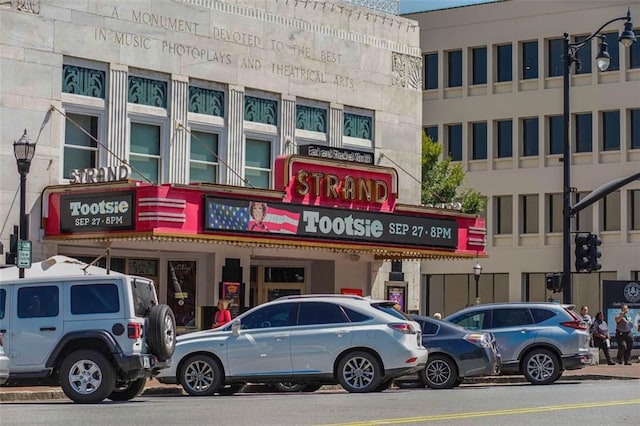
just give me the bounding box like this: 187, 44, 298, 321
445, 302, 591, 385
157, 295, 428, 394
0, 256, 176, 403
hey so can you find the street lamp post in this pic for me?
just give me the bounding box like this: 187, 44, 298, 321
473, 261, 482, 305
13, 129, 37, 279
561, 9, 636, 304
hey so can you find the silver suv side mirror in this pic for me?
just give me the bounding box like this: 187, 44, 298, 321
231, 320, 241, 336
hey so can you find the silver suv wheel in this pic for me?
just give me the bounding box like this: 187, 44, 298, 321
180, 354, 223, 396
337, 351, 381, 393
523, 349, 560, 385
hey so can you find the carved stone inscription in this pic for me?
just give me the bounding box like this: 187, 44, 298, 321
97, 7, 356, 90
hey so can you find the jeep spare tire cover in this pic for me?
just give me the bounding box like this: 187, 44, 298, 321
147, 304, 176, 361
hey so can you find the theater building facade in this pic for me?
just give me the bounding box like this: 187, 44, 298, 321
1, 0, 486, 330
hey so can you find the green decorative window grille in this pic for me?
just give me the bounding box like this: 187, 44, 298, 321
62, 65, 105, 98
343, 113, 372, 139
295, 105, 327, 133
244, 96, 277, 125
128, 76, 167, 108
188, 86, 224, 117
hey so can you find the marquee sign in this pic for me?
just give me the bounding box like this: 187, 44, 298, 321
204, 196, 458, 249
274, 155, 398, 212
59, 191, 135, 233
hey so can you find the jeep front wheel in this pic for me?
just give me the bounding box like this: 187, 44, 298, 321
147, 304, 176, 361
60, 350, 116, 403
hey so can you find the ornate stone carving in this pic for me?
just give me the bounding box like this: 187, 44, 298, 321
12, 0, 40, 14
391, 52, 422, 90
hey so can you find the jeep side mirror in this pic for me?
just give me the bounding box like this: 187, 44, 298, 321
231, 320, 241, 336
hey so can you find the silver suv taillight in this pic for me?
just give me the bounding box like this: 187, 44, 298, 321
388, 323, 416, 334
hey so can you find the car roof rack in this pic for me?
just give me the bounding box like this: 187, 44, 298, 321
274, 294, 366, 301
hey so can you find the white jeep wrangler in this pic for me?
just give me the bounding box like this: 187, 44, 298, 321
0, 256, 176, 403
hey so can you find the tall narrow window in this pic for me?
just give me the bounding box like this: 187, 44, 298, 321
547, 193, 563, 233
472, 122, 487, 160
522, 41, 538, 80
549, 115, 563, 155
189, 131, 218, 183
548, 38, 564, 77
522, 118, 539, 156
130, 123, 161, 184
575, 192, 593, 233
521, 194, 539, 234
424, 53, 438, 90
602, 110, 620, 151
602, 191, 620, 231
64, 113, 98, 178
631, 190, 640, 231
447, 50, 462, 87
630, 30, 640, 69
631, 109, 640, 149
496, 120, 513, 158
472, 47, 487, 85
245, 138, 271, 189
601, 32, 620, 72
574, 35, 592, 74
447, 124, 462, 161
495, 195, 513, 235
575, 113, 592, 153
497, 44, 512, 82
424, 126, 438, 143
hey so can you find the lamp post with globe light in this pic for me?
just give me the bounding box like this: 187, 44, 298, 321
13, 129, 36, 278
561, 9, 636, 304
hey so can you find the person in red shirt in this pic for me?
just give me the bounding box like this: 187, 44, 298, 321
212, 299, 231, 328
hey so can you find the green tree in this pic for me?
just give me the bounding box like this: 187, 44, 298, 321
421, 131, 486, 215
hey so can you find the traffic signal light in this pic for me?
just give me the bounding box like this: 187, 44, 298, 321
588, 234, 602, 272
546, 273, 562, 293
574, 232, 602, 273
5, 225, 18, 265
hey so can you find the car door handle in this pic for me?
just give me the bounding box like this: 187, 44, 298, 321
336, 330, 350, 337
0, 329, 6, 333
274, 334, 288, 341
40, 327, 57, 331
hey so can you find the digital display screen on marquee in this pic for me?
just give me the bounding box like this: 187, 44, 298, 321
60, 191, 135, 233
204, 196, 458, 249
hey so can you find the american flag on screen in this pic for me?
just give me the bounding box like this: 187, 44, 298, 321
249, 206, 300, 234
208, 202, 249, 231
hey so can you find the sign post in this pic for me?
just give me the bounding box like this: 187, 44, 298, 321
17, 240, 32, 269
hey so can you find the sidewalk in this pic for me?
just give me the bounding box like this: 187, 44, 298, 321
1, 361, 638, 402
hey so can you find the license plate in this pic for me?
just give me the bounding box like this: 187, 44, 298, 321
143, 357, 151, 369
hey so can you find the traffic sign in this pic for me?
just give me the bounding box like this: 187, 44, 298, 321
17, 240, 32, 268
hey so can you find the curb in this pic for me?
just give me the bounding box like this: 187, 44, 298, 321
1, 375, 637, 402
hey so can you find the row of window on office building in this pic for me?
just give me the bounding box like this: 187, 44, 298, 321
62, 62, 373, 186
423, 109, 640, 161
424, 30, 640, 89
492, 189, 640, 236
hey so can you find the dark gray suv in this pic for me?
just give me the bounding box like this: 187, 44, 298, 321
445, 302, 592, 385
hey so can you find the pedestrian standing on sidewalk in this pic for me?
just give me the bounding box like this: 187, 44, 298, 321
591, 312, 615, 365
580, 306, 593, 346
614, 304, 633, 365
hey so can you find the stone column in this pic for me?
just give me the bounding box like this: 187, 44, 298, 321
281, 95, 296, 154
226, 86, 245, 186
168, 75, 189, 184
329, 103, 343, 147
106, 63, 128, 168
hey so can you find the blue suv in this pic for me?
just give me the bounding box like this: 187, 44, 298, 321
445, 302, 592, 385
